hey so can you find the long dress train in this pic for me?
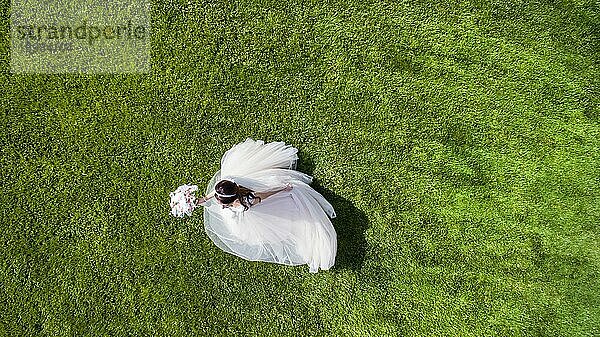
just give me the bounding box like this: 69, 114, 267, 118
202, 138, 337, 273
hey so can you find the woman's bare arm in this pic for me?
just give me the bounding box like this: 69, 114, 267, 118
196, 192, 214, 205
253, 184, 293, 203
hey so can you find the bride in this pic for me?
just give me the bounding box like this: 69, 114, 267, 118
194, 138, 337, 273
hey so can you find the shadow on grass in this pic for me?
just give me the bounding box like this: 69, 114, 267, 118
297, 150, 368, 272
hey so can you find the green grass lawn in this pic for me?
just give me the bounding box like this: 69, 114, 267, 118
1, 0, 599, 335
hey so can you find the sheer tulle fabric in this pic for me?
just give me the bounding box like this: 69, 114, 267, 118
203, 138, 337, 273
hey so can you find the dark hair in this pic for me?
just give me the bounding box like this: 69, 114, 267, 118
214, 180, 261, 211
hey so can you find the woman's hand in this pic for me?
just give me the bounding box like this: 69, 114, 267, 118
283, 183, 293, 192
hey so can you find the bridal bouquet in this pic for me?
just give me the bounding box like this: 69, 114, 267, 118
169, 184, 199, 217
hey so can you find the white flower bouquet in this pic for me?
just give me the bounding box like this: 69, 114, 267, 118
169, 184, 199, 217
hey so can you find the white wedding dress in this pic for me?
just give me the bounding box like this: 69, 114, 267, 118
202, 138, 337, 273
